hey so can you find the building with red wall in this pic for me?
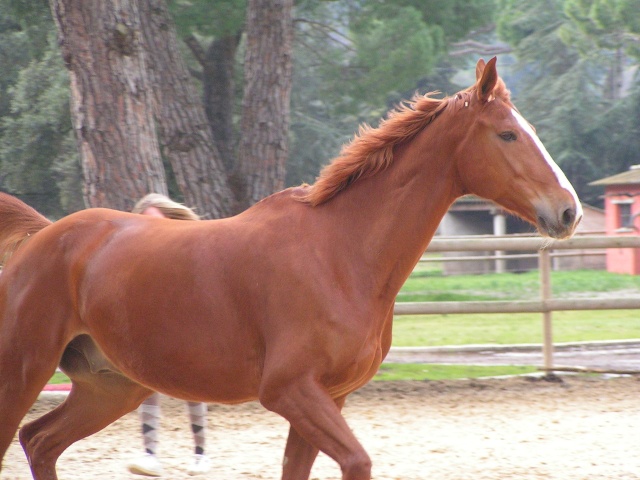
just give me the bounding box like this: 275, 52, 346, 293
591, 166, 640, 274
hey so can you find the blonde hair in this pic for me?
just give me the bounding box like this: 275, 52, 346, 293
132, 193, 200, 221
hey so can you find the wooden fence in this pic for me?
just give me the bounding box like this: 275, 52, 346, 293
393, 235, 640, 373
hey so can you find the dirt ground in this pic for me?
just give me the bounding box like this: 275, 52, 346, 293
3, 376, 639, 480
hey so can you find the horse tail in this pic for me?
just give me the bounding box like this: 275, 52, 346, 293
0, 192, 52, 267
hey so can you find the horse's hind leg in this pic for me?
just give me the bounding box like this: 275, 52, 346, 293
0, 338, 62, 470
19, 370, 151, 480
0, 368, 54, 474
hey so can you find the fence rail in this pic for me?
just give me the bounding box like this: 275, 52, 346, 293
394, 297, 640, 315
393, 235, 640, 373
423, 235, 640, 252
419, 251, 603, 263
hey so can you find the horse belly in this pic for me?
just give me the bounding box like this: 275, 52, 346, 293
93, 332, 263, 404
79, 250, 264, 403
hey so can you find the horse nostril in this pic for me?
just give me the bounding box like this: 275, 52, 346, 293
561, 207, 575, 227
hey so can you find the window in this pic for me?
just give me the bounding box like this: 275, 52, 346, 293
615, 201, 634, 230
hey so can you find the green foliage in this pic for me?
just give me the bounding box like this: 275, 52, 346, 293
495, 0, 640, 207
168, 0, 246, 38
0, 32, 82, 217
0, 0, 508, 207
0, 0, 50, 59
0, 0, 52, 120
0, 0, 82, 217
497, 0, 576, 74
365, 0, 496, 43
534, 60, 605, 205
562, 0, 640, 58
3, 0, 637, 215
349, 6, 442, 106
288, 0, 498, 186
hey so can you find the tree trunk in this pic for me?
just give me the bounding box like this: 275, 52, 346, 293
139, 0, 235, 218
203, 34, 240, 172
236, 0, 293, 209
50, 0, 167, 211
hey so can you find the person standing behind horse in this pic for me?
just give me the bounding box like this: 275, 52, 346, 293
126, 193, 211, 477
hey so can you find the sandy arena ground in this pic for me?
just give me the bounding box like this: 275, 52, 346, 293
3, 376, 639, 480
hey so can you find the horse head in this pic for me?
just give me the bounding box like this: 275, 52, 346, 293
453, 57, 582, 239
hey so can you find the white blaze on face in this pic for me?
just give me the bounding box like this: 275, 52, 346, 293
511, 109, 583, 220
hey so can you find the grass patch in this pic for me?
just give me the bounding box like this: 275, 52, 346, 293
374, 363, 537, 381
397, 292, 498, 302
49, 371, 70, 384
391, 310, 640, 346
398, 269, 640, 302
394, 269, 640, 346
399, 270, 539, 301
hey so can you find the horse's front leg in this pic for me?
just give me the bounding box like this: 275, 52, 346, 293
260, 378, 370, 480
281, 396, 347, 479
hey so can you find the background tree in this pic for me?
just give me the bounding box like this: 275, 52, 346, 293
139, 0, 234, 218
287, 0, 498, 185
235, 0, 293, 208
0, 0, 506, 215
50, 0, 167, 211
496, 0, 640, 206
0, 32, 82, 216
47, 0, 293, 215
0, 0, 81, 217
169, 0, 246, 170
164, 0, 293, 210
496, 0, 599, 202
2, 0, 639, 216
561, 0, 640, 99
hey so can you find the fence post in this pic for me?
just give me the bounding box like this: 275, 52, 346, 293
539, 249, 553, 371
493, 213, 507, 273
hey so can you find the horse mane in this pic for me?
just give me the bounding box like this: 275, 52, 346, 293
299, 80, 510, 206
0, 192, 52, 267
298, 92, 450, 206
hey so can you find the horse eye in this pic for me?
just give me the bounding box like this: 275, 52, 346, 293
499, 131, 517, 142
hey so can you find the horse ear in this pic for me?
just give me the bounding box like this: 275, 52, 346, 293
476, 57, 498, 102
475, 58, 486, 80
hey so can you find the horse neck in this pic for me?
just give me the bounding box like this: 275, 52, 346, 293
324, 123, 463, 301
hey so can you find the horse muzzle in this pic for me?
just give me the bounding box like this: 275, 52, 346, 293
536, 202, 582, 240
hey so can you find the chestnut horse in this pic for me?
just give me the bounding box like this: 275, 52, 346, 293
0, 58, 581, 480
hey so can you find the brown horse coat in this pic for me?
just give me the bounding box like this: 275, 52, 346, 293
0, 58, 581, 480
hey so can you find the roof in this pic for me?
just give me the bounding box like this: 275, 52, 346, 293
590, 166, 640, 186
453, 195, 487, 204
449, 195, 501, 212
